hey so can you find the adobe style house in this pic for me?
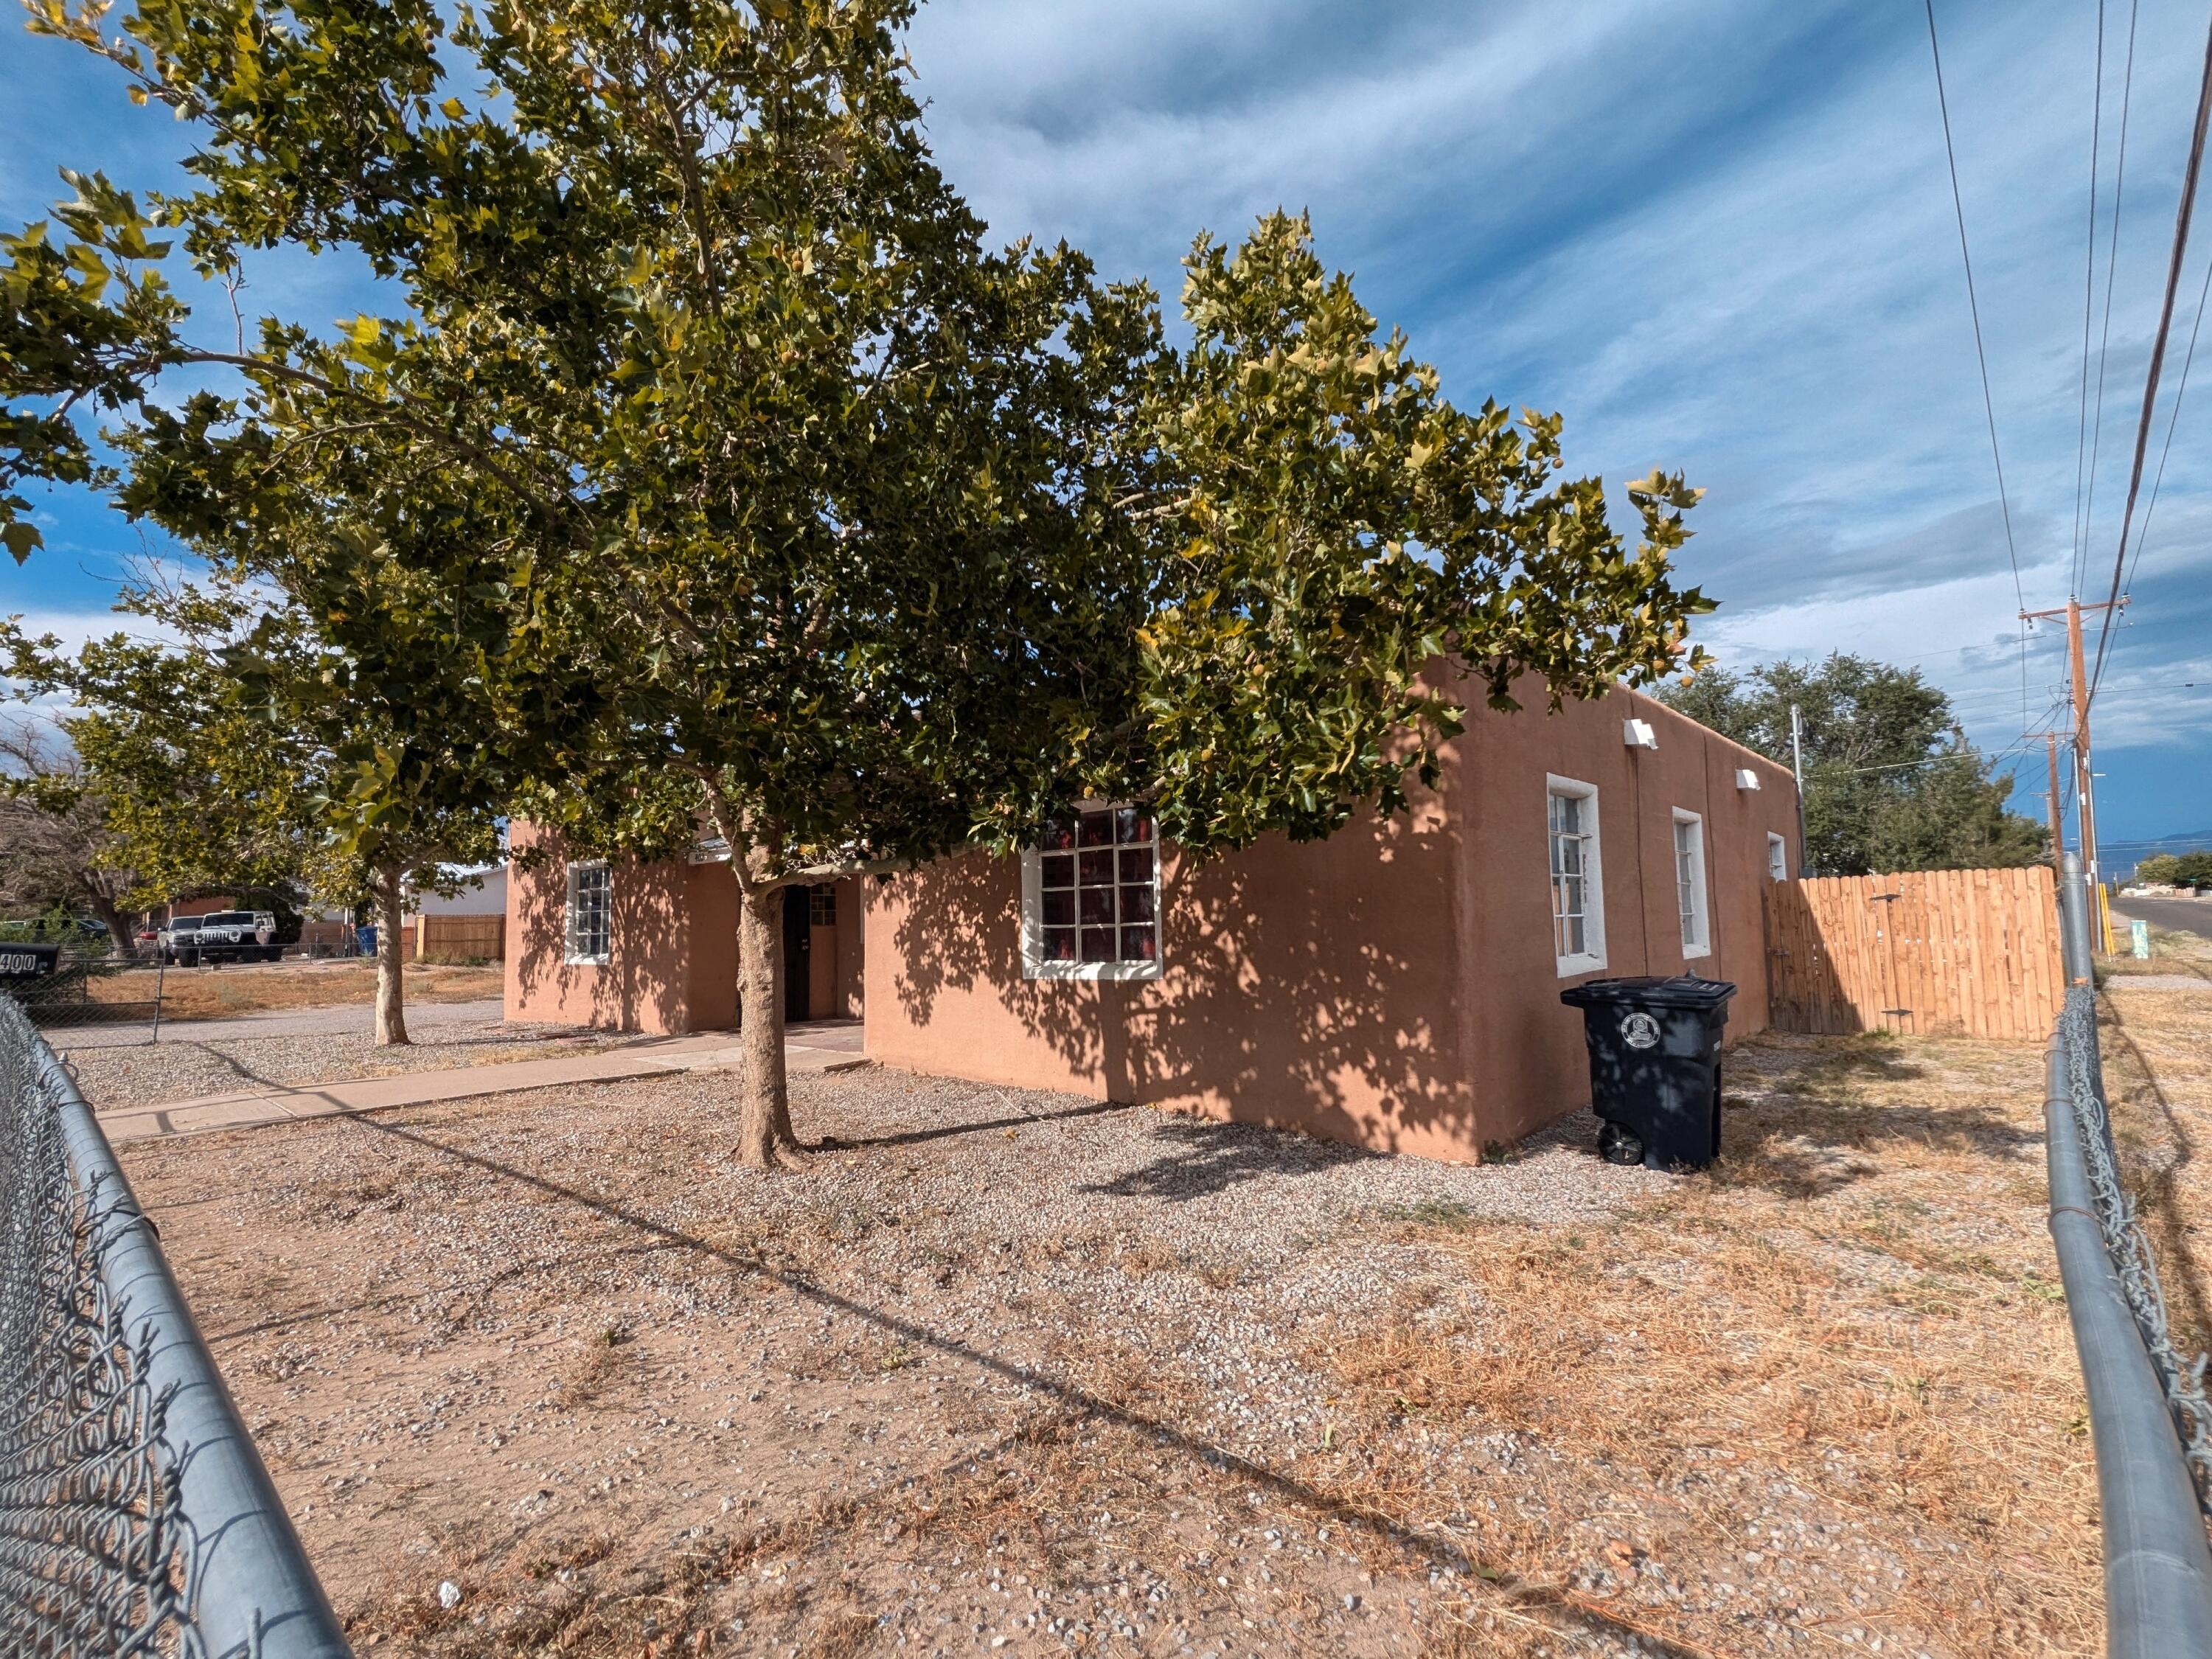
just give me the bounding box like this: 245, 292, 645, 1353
505, 684, 1799, 1163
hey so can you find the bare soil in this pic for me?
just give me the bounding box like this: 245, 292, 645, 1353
91, 959, 507, 1021
114, 1008, 2197, 1659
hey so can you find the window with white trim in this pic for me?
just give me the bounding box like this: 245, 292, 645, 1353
1767, 831, 1789, 883
564, 860, 611, 964
1673, 810, 1711, 958
1020, 804, 1161, 981
1547, 776, 1606, 976
809, 884, 837, 927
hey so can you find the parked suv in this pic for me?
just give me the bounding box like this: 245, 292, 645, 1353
169, 911, 280, 966
157, 916, 204, 964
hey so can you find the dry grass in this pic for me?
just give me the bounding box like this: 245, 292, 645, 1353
91, 958, 506, 1019
1281, 1031, 2103, 1658
2100, 917, 2212, 980
117, 1007, 2212, 1658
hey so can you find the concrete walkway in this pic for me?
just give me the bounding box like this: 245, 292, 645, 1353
97, 1023, 869, 1144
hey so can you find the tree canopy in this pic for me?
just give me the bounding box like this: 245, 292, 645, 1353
2135, 852, 2212, 889
1656, 654, 2046, 875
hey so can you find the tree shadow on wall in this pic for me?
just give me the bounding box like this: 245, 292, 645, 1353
887, 811, 1481, 1169
510, 852, 686, 1034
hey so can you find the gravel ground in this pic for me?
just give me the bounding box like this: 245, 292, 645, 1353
62, 1020, 620, 1110
116, 1030, 2110, 1658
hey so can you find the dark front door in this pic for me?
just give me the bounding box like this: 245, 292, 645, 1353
782, 885, 812, 1023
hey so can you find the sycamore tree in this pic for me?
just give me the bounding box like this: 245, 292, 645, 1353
5, 0, 1713, 1164
4, 571, 501, 1043
1657, 655, 2046, 874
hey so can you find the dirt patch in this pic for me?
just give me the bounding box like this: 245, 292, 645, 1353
116, 1019, 2142, 1657
91, 959, 507, 1020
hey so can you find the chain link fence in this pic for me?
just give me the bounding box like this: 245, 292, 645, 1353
2057, 985, 2212, 1499
2050, 848, 2212, 1656
0, 941, 167, 1043
0, 997, 347, 1657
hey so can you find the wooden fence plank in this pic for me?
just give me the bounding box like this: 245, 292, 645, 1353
1763, 866, 2061, 1040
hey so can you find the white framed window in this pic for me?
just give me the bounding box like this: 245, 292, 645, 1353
1673, 810, 1711, 958
1767, 831, 1789, 883
564, 860, 611, 964
809, 884, 837, 927
1020, 804, 1162, 981
1547, 776, 1607, 977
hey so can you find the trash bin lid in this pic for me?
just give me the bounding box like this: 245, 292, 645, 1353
1560, 974, 1737, 1010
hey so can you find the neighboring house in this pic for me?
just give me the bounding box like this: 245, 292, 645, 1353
408, 866, 509, 917
505, 684, 1799, 1163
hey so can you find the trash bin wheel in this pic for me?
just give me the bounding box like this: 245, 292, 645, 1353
1597, 1120, 1645, 1166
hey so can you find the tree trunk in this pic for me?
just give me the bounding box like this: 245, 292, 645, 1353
373, 860, 410, 1046
83, 888, 133, 956
734, 879, 800, 1169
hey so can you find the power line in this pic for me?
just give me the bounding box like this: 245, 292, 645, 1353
2126, 234, 2212, 596
2090, 4, 2212, 708
2081, 0, 2143, 599
2072, 0, 2107, 598
1923, 0, 2027, 619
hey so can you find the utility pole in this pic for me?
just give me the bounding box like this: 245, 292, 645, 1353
2045, 732, 2066, 864
1790, 702, 1812, 877
2023, 597, 2124, 951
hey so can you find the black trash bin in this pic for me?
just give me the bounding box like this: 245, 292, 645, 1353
1559, 975, 1737, 1170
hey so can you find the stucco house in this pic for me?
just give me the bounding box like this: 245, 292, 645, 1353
505, 683, 1799, 1163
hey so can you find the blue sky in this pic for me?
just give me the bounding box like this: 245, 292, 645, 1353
6, 0, 2211, 846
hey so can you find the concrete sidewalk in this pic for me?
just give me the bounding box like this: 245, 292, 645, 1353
97, 1025, 868, 1144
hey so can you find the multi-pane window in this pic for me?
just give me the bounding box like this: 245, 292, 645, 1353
809, 884, 837, 927
1023, 805, 1161, 978
1673, 811, 1710, 957
565, 861, 611, 963
1547, 779, 1604, 975
1767, 832, 1789, 883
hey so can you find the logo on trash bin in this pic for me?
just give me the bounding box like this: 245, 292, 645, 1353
1619, 1010, 1661, 1050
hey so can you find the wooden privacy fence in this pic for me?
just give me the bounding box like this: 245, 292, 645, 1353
400, 914, 506, 963
1764, 866, 2064, 1040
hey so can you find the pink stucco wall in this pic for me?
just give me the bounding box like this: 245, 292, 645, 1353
863, 686, 1800, 1162
505, 830, 860, 1032
503, 687, 1800, 1162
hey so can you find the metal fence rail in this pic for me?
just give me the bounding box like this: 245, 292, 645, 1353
2050, 849, 2212, 1657
0, 997, 349, 1657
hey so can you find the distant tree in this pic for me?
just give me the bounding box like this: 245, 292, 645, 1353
4, 574, 499, 1043
2135, 854, 2185, 886
2175, 852, 2212, 891
0, 718, 142, 947
1657, 655, 2045, 875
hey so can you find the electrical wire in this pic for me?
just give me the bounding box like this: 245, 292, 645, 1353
1924, 0, 2027, 619
2081, 0, 2143, 598
2090, 4, 2212, 708
2125, 237, 2212, 597
2072, 0, 2108, 598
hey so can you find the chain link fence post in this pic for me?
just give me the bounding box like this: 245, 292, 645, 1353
2048, 985, 2212, 1656
0, 997, 349, 1657
2062, 849, 2098, 987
